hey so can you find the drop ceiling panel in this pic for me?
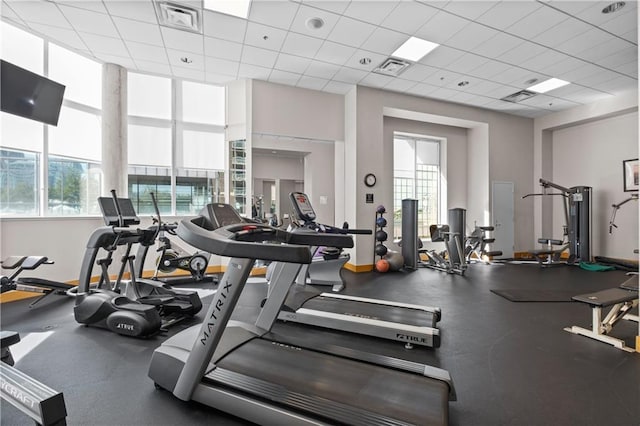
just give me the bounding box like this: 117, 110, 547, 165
342, 1, 399, 25
600, 9, 639, 37
6, 0, 71, 27
445, 53, 488, 75
360, 72, 394, 88
289, 5, 340, 39
397, 63, 438, 83
323, 80, 353, 95
238, 62, 271, 80
345, 49, 387, 72
204, 36, 243, 62
281, 32, 323, 58
28, 23, 86, 51
444, 22, 500, 51
573, 0, 627, 26
167, 49, 204, 70
531, 17, 594, 48
419, 46, 465, 68
578, 37, 635, 63
384, 78, 416, 93
161, 27, 204, 56
244, 22, 287, 51
204, 57, 240, 77
504, 6, 568, 40
301, 0, 350, 15
126, 41, 169, 64
597, 46, 638, 69
544, 1, 593, 16
58, 4, 120, 38
359, 27, 408, 56
248, 0, 299, 30
410, 82, 439, 96
113, 17, 164, 47
519, 49, 570, 74
202, 10, 247, 42
297, 75, 329, 91
429, 87, 460, 101
470, 60, 513, 80
422, 70, 465, 88
380, 1, 439, 35
472, 32, 523, 58
171, 65, 204, 81
475, 1, 543, 30
304, 60, 340, 79
274, 53, 312, 74
56, 1, 108, 14
103, 1, 157, 24
497, 41, 548, 66
94, 52, 136, 69
269, 69, 301, 85
414, 11, 471, 45
331, 66, 367, 84
241, 45, 278, 68
556, 27, 615, 57
134, 59, 172, 76
315, 40, 357, 65
79, 32, 127, 56
327, 15, 376, 48
442, 1, 499, 21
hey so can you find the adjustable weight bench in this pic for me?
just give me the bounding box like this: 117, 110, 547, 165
529, 238, 569, 266
564, 276, 639, 352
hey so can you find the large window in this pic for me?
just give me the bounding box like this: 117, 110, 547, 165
393, 134, 441, 239
0, 149, 39, 215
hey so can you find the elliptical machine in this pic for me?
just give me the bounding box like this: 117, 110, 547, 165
73, 191, 202, 337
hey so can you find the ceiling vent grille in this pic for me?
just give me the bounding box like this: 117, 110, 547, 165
373, 57, 411, 77
500, 90, 537, 103
154, 1, 202, 34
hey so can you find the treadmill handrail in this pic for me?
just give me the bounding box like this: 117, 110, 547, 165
177, 218, 314, 264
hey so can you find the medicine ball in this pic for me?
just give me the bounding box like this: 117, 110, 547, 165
385, 250, 404, 272
376, 205, 386, 214
375, 244, 388, 256
376, 217, 387, 227
375, 230, 388, 242
376, 259, 390, 273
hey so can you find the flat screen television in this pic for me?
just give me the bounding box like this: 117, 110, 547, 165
1, 60, 66, 126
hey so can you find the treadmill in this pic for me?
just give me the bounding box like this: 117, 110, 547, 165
148, 203, 453, 425
267, 192, 442, 349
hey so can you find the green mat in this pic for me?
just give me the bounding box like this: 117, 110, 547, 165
579, 262, 616, 272
490, 289, 578, 302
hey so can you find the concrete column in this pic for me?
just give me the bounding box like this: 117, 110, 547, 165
102, 63, 128, 196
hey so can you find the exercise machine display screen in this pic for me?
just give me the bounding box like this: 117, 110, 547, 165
209, 204, 244, 228
291, 192, 316, 222
98, 197, 140, 226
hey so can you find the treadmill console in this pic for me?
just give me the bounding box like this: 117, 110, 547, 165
200, 203, 244, 229
98, 197, 140, 226
290, 192, 316, 223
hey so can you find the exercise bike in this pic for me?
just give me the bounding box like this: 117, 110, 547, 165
0, 256, 71, 307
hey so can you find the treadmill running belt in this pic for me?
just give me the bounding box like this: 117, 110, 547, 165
210, 338, 448, 426
304, 296, 438, 327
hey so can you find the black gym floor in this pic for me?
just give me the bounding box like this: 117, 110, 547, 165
1, 263, 638, 425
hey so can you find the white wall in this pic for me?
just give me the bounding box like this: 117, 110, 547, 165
551, 111, 638, 258
252, 152, 304, 181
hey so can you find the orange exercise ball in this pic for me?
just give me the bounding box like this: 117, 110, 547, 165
376, 259, 390, 273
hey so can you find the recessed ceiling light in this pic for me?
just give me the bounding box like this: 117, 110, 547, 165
306, 17, 324, 30
392, 37, 439, 62
359, 57, 372, 65
527, 78, 570, 93
204, 0, 251, 19
602, 1, 625, 13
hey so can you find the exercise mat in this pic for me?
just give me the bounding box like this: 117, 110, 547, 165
490, 288, 578, 302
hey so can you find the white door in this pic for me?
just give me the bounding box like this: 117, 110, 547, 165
492, 181, 515, 258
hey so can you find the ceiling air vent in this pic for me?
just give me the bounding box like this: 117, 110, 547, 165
500, 90, 537, 103
373, 57, 411, 77
154, 1, 202, 34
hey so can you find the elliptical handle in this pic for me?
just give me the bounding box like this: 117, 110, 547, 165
110, 189, 124, 228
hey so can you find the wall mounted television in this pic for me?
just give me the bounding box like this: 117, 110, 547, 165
1, 60, 66, 126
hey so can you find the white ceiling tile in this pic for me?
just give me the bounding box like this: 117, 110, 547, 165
620, 27, 637, 44
544, 2, 593, 16
518, 93, 557, 109
28, 23, 87, 51
577, 37, 634, 63
497, 41, 547, 66
445, 22, 499, 51
274, 53, 312, 74
543, 97, 580, 111
171, 65, 205, 82
577, 69, 620, 86
205, 72, 235, 85
1, 2, 25, 24
126, 41, 169, 64
597, 46, 638, 69
248, 0, 299, 30
78, 32, 128, 56
465, 80, 508, 98
473, 32, 523, 58
429, 87, 460, 101
204, 57, 239, 76
332, 66, 368, 84
281, 32, 323, 58
244, 22, 287, 51
592, 75, 637, 94
558, 63, 603, 83
411, 82, 439, 96
556, 27, 614, 56
541, 56, 590, 79
469, 60, 512, 79
519, 49, 569, 74
58, 4, 119, 38
475, 1, 543, 30
548, 83, 591, 99
414, 11, 470, 45
315, 41, 357, 66
422, 69, 464, 87
531, 17, 593, 48
361, 72, 394, 88
490, 66, 546, 87
134, 59, 172, 76
504, 6, 568, 39
241, 45, 278, 68
57, 1, 108, 14
327, 16, 376, 48
238, 62, 271, 80
301, 1, 350, 15
342, 1, 399, 26
397, 63, 438, 82
380, 1, 439, 35
92, 52, 135, 69
573, 1, 626, 27
562, 87, 611, 104
160, 27, 204, 56
297, 75, 329, 91
360, 27, 409, 57
304, 60, 340, 79
616, 60, 638, 77
289, 5, 340, 39
459, 94, 494, 107
103, 0, 158, 24
204, 36, 243, 61
269, 69, 301, 85
384, 78, 416, 92
202, 10, 247, 43
113, 17, 163, 47
167, 49, 204, 71
441, 75, 483, 91
443, 1, 499, 20
419, 46, 465, 68
4, 0, 69, 27
324, 80, 354, 95
445, 53, 488, 75
345, 50, 388, 73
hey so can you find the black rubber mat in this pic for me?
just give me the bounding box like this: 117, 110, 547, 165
490, 288, 579, 302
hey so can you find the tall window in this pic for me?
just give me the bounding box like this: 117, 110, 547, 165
0, 22, 102, 216
393, 134, 441, 239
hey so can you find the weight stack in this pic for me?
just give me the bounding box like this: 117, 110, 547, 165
401, 199, 419, 269
447, 208, 466, 267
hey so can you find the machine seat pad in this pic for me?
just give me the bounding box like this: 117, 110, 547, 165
572, 288, 638, 307
0, 256, 27, 270
0, 331, 20, 348
537, 238, 564, 245
619, 276, 639, 291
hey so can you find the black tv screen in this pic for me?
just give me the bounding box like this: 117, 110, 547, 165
1, 60, 66, 126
